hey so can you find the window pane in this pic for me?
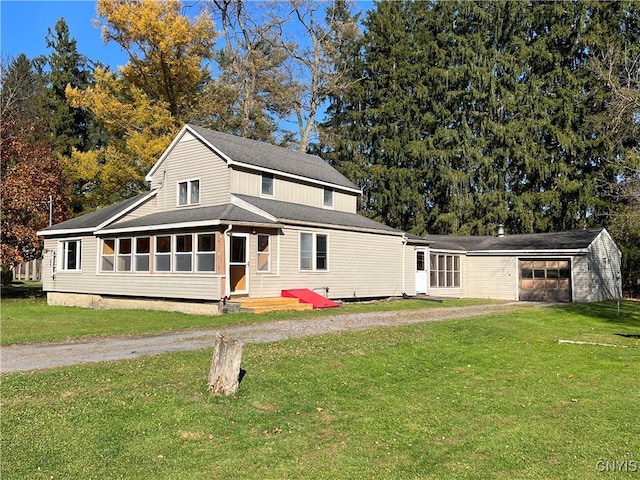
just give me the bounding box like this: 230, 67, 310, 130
118, 255, 132, 271
179, 182, 188, 205
300, 233, 312, 270
135, 255, 150, 272
316, 234, 327, 270
196, 253, 215, 272
102, 239, 115, 272
66, 241, 78, 270
231, 236, 246, 263
262, 173, 274, 195
175, 254, 192, 271
191, 180, 200, 204
136, 237, 150, 254
157, 236, 171, 253
102, 257, 114, 271
155, 255, 171, 272
416, 251, 425, 271
103, 239, 115, 255
454, 271, 460, 287
198, 234, 215, 252
119, 238, 132, 254
176, 235, 192, 253
257, 235, 270, 272
323, 187, 333, 206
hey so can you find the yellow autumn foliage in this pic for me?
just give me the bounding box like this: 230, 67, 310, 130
64, 0, 216, 210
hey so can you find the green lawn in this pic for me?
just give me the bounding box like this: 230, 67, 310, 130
0, 296, 492, 345
1, 301, 638, 479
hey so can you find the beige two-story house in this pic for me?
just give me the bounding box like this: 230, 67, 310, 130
38, 124, 416, 313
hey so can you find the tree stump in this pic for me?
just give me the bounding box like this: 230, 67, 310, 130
208, 333, 243, 395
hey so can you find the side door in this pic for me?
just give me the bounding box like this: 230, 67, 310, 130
229, 233, 249, 295
415, 248, 427, 294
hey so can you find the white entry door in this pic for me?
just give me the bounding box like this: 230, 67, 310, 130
229, 233, 249, 294
415, 248, 427, 294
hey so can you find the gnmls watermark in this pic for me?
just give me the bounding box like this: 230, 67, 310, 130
596, 459, 638, 472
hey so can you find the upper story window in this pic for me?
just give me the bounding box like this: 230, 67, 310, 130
61, 239, 82, 271
261, 173, 274, 196
323, 187, 333, 207
178, 179, 200, 206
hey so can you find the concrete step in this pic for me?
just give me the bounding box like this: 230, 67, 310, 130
234, 297, 314, 314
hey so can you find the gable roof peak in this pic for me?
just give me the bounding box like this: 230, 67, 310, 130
147, 124, 360, 193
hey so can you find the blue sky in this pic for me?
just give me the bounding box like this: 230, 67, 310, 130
1, 1, 128, 68
1, 0, 373, 70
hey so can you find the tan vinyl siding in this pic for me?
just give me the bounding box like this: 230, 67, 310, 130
574, 230, 622, 302
243, 226, 407, 299
149, 132, 230, 211
43, 236, 222, 300
461, 256, 519, 300
110, 195, 158, 223
230, 168, 357, 213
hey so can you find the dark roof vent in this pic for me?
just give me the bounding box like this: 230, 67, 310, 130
497, 224, 505, 237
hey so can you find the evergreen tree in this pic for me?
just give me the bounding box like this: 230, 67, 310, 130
41, 18, 98, 157
323, 0, 638, 238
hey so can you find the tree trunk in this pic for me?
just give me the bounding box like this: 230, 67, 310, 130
208, 333, 243, 395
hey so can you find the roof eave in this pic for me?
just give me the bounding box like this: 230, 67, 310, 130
229, 159, 361, 195
37, 190, 158, 237
278, 218, 404, 236
466, 248, 589, 256
95, 219, 283, 235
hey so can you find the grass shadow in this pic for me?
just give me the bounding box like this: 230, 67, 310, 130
1, 283, 46, 299
558, 300, 640, 329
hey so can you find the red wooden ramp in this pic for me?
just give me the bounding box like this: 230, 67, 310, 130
281, 289, 340, 309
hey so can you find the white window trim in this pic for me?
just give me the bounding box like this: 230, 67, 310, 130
257, 234, 271, 273
60, 238, 82, 272
299, 232, 329, 272
174, 234, 194, 273
116, 237, 133, 272
323, 187, 334, 208
154, 235, 173, 272
100, 238, 116, 272
429, 253, 461, 288
195, 232, 216, 273
134, 236, 151, 272
177, 178, 201, 207
261, 172, 275, 197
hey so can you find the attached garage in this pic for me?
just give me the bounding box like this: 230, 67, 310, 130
519, 259, 571, 302
416, 228, 621, 303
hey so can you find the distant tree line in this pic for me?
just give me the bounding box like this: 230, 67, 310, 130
1, 0, 638, 295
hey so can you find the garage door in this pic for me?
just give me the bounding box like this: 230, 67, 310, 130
519, 259, 572, 302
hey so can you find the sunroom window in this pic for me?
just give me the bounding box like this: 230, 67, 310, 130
196, 234, 215, 272
175, 234, 193, 272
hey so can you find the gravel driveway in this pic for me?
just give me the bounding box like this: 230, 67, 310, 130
1, 302, 538, 374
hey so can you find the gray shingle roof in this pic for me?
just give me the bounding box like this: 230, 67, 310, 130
99, 203, 277, 232
38, 192, 155, 234
235, 194, 402, 234
187, 124, 359, 191
425, 228, 605, 252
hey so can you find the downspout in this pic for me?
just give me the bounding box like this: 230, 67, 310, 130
402, 235, 407, 296
223, 224, 233, 299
